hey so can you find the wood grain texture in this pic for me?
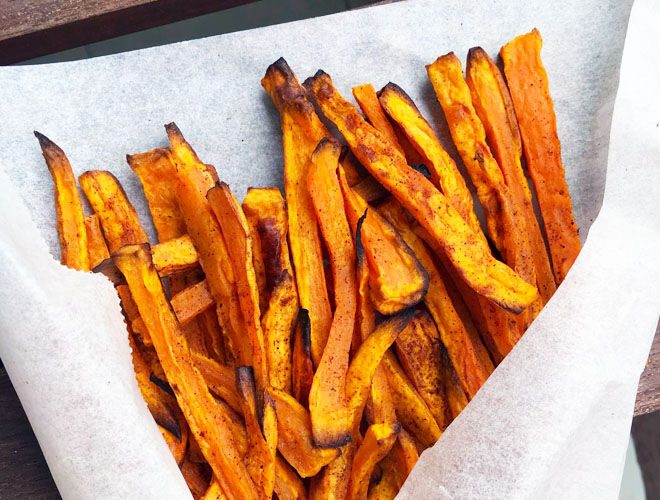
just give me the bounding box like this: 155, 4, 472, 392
0, 0, 258, 64
632, 411, 660, 499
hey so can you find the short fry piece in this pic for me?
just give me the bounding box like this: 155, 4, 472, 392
151, 234, 200, 276
127, 147, 187, 242
84, 214, 109, 269
466, 47, 557, 305
307, 138, 356, 447
274, 454, 308, 500
208, 182, 269, 393
292, 310, 314, 406
236, 367, 277, 500
346, 309, 414, 433
346, 423, 400, 500
171, 279, 214, 324
339, 167, 427, 315
35, 132, 90, 271
268, 388, 340, 478
304, 71, 537, 314
113, 244, 257, 500
395, 310, 450, 430
262, 58, 332, 366
79, 170, 148, 253
500, 29, 581, 283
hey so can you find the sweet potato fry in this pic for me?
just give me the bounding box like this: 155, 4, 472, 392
192, 351, 242, 413
466, 47, 557, 304
438, 344, 469, 420
346, 309, 414, 434
426, 54, 537, 288
84, 214, 109, 269
171, 279, 214, 324
268, 388, 339, 477
352, 176, 388, 204
160, 419, 188, 466
261, 271, 298, 393
274, 454, 308, 500
292, 309, 314, 406
150, 234, 200, 276
207, 182, 269, 392
181, 457, 211, 499
389, 428, 418, 488
378, 200, 494, 398
262, 58, 332, 366
202, 480, 228, 500
339, 167, 427, 314
346, 423, 400, 500
377, 83, 482, 237
35, 132, 90, 271
310, 443, 356, 500
127, 147, 187, 242
353, 84, 405, 155
304, 71, 537, 314
197, 308, 228, 366
242, 187, 299, 392
367, 457, 399, 500
113, 244, 257, 500
380, 351, 440, 448
306, 138, 356, 447
79, 170, 148, 253
236, 367, 277, 500
500, 29, 581, 283
395, 310, 450, 430
166, 123, 249, 367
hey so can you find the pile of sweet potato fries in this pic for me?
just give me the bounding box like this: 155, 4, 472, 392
36, 29, 580, 500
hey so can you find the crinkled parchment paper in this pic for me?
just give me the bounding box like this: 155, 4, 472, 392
0, 0, 658, 498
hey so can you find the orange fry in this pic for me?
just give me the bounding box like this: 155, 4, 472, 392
307, 138, 356, 448
84, 214, 109, 269
274, 454, 308, 500
171, 279, 214, 324
261, 58, 332, 366
113, 244, 257, 500
35, 132, 90, 271
292, 310, 314, 406
500, 29, 581, 283
346, 423, 400, 500
304, 71, 537, 314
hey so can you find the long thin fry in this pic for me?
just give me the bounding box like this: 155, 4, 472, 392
208, 182, 268, 392
466, 47, 557, 304
500, 29, 581, 283
346, 423, 400, 500
261, 58, 332, 366
292, 309, 314, 406
307, 138, 356, 448
236, 367, 277, 500
35, 132, 90, 271
352, 84, 405, 155
166, 123, 249, 367
113, 244, 257, 500
304, 71, 537, 314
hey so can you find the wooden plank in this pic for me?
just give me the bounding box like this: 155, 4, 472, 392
0, 365, 59, 499
0, 0, 258, 64
632, 411, 660, 499
635, 322, 660, 416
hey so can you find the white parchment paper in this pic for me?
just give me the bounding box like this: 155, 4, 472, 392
0, 0, 658, 498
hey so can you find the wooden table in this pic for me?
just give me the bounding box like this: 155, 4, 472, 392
0, 0, 259, 64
